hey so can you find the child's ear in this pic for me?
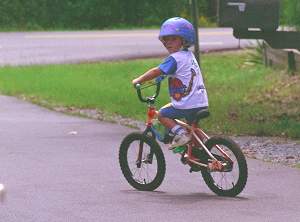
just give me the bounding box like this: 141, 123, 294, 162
182, 39, 188, 48
180, 37, 184, 45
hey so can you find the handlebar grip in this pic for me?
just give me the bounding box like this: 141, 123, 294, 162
134, 76, 164, 103
134, 83, 147, 102
134, 83, 141, 89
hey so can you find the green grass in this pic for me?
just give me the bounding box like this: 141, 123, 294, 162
0, 51, 299, 138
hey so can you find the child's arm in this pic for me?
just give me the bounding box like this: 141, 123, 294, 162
132, 67, 162, 85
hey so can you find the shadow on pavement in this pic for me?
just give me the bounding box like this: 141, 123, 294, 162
120, 189, 249, 204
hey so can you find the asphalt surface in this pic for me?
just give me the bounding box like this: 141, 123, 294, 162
0, 28, 254, 66
1, 95, 300, 222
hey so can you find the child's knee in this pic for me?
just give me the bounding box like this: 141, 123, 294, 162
158, 112, 171, 123
157, 112, 164, 121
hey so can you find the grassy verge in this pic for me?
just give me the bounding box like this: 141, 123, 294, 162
0, 51, 299, 138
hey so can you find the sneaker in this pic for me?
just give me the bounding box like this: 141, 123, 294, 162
172, 145, 187, 154
169, 133, 191, 149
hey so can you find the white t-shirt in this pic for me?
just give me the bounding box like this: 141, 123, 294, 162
159, 50, 209, 109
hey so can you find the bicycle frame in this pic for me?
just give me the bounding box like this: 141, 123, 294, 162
175, 119, 233, 171
135, 81, 233, 172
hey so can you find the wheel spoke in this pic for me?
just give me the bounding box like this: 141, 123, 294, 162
209, 145, 240, 190
127, 141, 158, 184
201, 136, 247, 197
119, 132, 166, 191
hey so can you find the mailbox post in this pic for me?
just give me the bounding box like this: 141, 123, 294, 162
190, 0, 200, 64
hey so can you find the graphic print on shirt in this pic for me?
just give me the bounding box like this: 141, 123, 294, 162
169, 68, 196, 101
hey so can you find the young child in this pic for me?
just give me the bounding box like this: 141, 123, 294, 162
132, 17, 209, 148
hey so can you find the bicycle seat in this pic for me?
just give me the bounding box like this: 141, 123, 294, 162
191, 109, 210, 124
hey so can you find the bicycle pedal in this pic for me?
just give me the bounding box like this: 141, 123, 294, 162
180, 154, 188, 165
189, 165, 202, 173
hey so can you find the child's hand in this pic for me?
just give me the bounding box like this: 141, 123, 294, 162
132, 78, 140, 86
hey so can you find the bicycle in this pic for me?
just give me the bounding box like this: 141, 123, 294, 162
119, 79, 248, 197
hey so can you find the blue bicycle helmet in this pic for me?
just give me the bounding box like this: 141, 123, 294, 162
159, 17, 195, 48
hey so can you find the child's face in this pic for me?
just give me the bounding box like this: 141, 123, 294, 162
161, 36, 183, 53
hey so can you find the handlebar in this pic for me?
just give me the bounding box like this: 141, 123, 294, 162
134, 76, 164, 103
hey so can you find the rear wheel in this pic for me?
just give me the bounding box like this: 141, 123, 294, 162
119, 132, 166, 191
201, 136, 248, 197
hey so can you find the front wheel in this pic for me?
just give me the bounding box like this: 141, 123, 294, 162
119, 132, 166, 191
201, 136, 248, 197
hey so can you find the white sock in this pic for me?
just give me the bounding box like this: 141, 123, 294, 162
171, 125, 186, 136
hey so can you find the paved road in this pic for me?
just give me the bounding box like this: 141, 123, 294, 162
0, 28, 254, 66
1, 95, 300, 222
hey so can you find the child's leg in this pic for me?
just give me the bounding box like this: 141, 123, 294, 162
158, 115, 176, 129
158, 103, 186, 133
158, 104, 190, 147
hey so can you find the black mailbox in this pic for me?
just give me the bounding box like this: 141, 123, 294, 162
218, 0, 280, 31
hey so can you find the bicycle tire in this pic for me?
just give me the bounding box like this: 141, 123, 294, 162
201, 136, 248, 197
119, 132, 166, 191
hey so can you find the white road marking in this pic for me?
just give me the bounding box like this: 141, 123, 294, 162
25, 33, 153, 39
200, 41, 223, 46
24, 31, 232, 39
200, 31, 232, 36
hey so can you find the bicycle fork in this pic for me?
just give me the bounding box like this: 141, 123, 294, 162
136, 127, 155, 168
